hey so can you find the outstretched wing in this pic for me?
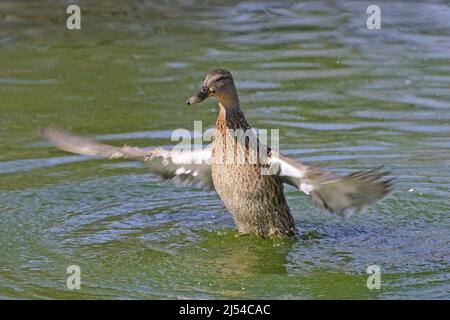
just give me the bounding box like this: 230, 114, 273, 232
40, 127, 213, 190
269, 151, 393, 217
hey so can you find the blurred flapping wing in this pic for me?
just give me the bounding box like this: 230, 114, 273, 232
41, 127, 213, 190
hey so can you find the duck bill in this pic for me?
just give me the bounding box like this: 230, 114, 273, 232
186, 90, 209, 105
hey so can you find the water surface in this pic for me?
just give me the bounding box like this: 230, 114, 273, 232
0, 0, 449, 299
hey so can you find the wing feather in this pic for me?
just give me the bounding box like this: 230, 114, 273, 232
41, 127, 213, 190
269, 151, 393, 217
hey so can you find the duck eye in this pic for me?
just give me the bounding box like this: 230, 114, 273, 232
216, 75, 231, 83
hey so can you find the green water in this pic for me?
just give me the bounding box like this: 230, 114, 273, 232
1, 0, 449, 299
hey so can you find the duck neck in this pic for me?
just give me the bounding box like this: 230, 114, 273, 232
217, 89, 240, 110
216, 93, 250, 132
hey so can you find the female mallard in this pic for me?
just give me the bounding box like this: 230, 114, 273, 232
42, 68, 392, 238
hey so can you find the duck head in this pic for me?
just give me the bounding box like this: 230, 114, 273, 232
186, 68, 237, 105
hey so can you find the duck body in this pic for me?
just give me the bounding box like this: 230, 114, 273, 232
211, 104, 296, 237
41, 68, 393, 239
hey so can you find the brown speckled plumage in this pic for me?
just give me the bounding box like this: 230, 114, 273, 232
41, 68, 393, 239
207, 70, 296, 237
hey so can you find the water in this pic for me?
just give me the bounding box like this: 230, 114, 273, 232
0, 0, 449, 299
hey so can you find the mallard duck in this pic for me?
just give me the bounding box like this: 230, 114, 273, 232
42, 68, 392, 238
